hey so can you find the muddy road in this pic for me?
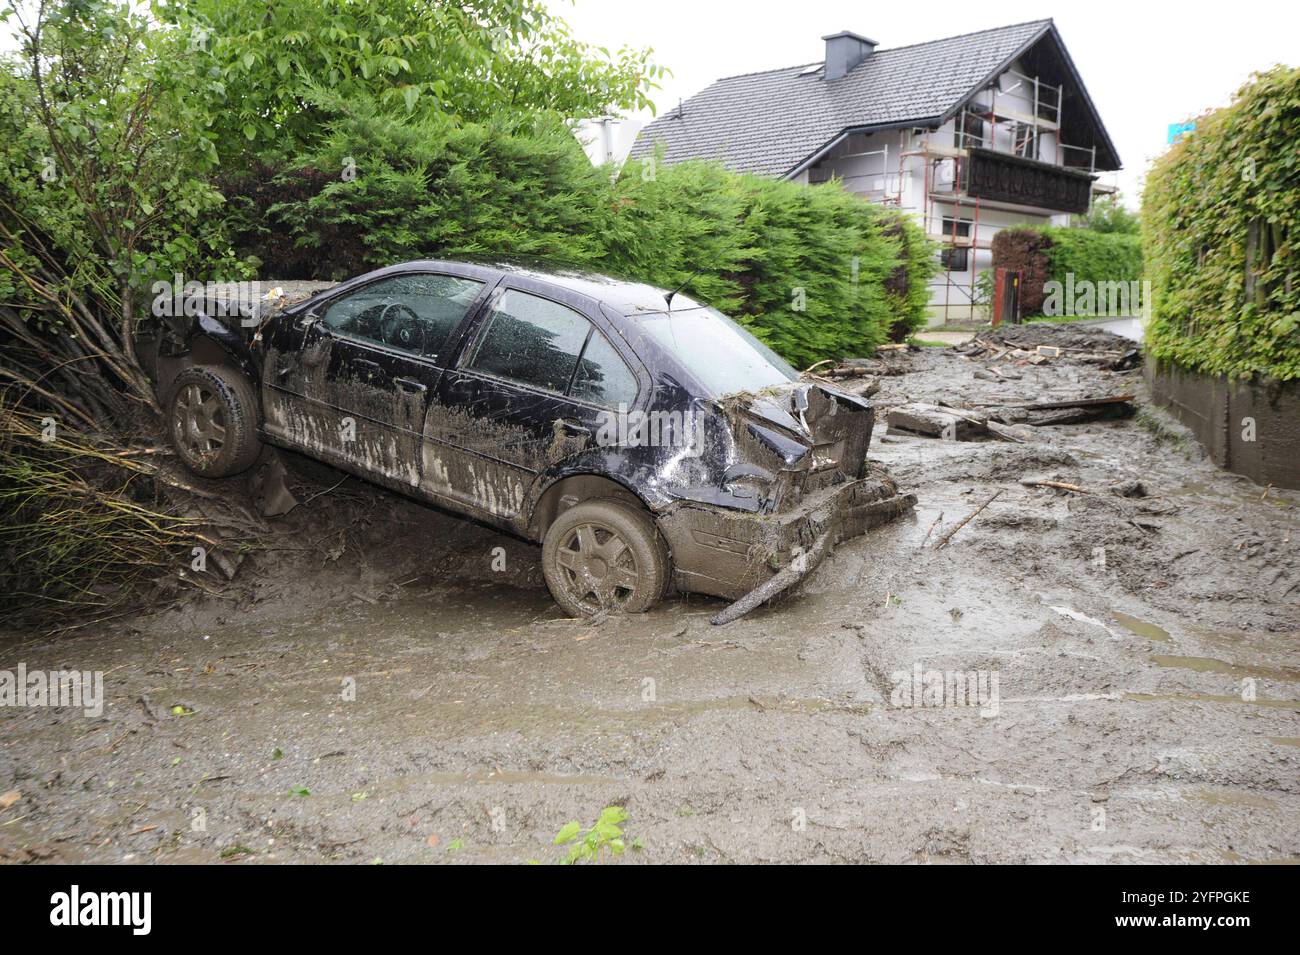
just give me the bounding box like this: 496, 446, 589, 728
3, 326, 1297, 864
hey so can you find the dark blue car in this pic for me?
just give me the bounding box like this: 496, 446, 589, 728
155, 260, 913, 622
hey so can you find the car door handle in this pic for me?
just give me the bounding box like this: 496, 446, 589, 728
557, 419, 590, 436
354, 358, 381, 378
394, 377, 427, 394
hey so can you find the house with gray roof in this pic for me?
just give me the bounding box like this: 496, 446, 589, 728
630, 20, 1120, 323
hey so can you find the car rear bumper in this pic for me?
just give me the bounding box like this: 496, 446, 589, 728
656, 465, 916, 606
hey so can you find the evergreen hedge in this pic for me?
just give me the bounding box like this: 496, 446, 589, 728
219, 106, 934, 368
991, 225, 1143, 317
1142, 66, 1300, 381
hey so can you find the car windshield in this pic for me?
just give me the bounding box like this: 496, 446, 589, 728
635, 306, 798, 396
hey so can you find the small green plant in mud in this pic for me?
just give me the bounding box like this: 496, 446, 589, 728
553, 805, 637, 864
288, 785, 310, 798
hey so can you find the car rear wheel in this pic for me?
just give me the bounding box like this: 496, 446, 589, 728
542, 498, 669, 617
167, 365, 262, 478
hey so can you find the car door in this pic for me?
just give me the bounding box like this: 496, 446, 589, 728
262, 271, 490, 488
422, 284, 641, 523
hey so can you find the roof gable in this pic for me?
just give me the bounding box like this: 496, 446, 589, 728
630, 19, 1118, 178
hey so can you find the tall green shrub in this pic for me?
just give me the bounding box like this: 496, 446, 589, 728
991, 224, 1143, 317
218, 103, 611, 279
160, 0, 665, 172
607, 159, 927, 366
220, 108, 934, 368
1142, 66, 1300, 381
1043, 227, 1143, 290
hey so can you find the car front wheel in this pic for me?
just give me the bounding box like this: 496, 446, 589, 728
167, 365, 262, 478
542, 498, 669, 617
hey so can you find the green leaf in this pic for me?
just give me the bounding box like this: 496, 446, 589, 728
553, 821, 581, 845
597, 805, 628, 826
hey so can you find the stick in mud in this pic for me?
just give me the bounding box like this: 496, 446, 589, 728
1019, 479, 1089, 494
710, 531, 833, 626
933, 490, 1004, 550
920, 511, 944, 548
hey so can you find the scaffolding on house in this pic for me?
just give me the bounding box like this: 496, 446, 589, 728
885, 69, 1092, 324
811, 67, 1107, 324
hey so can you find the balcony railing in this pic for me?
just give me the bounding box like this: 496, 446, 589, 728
964, 148, 1094, 214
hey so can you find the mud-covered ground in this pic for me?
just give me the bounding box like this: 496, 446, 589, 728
2, 325, 1297, 864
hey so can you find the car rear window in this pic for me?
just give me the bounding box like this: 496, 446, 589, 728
636, 306, 798, 396
464, 289, 590, 394
571, 331, 638, 407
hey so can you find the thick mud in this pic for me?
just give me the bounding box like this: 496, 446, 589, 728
2, 326, 1297, 864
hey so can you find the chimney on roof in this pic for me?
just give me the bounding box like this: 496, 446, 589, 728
822, 30, 877, 81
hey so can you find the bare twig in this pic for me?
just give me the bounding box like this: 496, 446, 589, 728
933, 490, 1004, 549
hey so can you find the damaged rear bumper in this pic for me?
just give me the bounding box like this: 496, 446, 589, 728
655, 465, 916, 618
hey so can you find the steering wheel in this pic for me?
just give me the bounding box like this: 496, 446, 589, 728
377, 302, 425, 352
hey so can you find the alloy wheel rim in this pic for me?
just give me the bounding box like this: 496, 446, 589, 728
555, 521, 641, 612
173, 383, 226, 461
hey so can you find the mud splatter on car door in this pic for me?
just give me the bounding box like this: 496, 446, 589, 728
318, 336, 437, 487
265, 272, 489, 488
422, 286, 638, 522
262, 310, 338, 454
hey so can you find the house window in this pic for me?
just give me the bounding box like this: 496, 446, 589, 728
940, 248, 969, 272
941, 217, 972, 238
939, 217, 972, 271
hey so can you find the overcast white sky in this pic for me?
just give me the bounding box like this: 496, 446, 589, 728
549, 0, 1300, 205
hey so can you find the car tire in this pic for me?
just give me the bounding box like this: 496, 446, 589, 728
167, 365, 262, 478
542, 497, 669, 617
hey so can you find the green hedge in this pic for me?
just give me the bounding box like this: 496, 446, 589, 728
219, 104, 934, 369
1142, 66, 1300, 381
607, 158, 934, 364
991, 224, 1143, 317
1042, 227, 1143, 291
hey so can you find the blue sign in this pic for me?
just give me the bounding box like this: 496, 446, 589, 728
1167, 122, 1196, 145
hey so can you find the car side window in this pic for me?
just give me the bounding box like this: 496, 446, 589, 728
463, 289, 591, 394
571, 331, 639, 407
319, 273, 484, 357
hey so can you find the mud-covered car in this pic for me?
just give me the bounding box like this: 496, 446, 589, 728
152, 261, 914, 621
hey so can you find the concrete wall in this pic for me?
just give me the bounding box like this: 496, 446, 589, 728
1147, 360, 1300, 490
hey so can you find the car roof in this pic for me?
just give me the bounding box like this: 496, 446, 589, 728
395, 258, 704, 316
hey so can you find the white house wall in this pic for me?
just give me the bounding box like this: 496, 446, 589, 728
805, 58, 1075, 324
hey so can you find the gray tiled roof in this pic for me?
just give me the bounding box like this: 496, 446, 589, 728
630, 20, 1054, 178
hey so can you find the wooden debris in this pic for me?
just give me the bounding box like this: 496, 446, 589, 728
1009, 394, 1135, 411
887, 402, 986, 441
1020, 478, 1089, 494
934, 490, 1004, 549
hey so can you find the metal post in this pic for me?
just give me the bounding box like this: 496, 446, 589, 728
1032, 76, 1040, 160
